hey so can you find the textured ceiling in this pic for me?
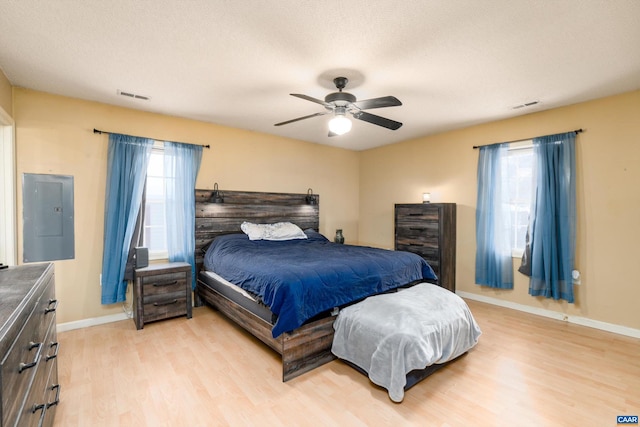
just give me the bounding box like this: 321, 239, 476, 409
1, 0, 639, 150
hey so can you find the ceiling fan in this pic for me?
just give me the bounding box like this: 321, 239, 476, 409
274, 77, 403, 136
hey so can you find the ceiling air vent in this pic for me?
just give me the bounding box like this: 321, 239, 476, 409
117, 90, 150, 101
512, 101, 539, 110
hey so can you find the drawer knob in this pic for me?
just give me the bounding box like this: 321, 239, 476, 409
48, 384, 61, 408
31, 403, 47, 425
18, 341, 43, 373
45, 299, 58, 314
31, 384, 61, 422
46, 341, 60, 361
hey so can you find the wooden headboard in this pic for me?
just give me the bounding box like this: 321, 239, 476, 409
194, 189, 320, 272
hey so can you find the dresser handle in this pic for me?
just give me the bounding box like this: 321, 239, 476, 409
47, 384, 61, 407
153, 299, 178, 306
45, 299, 58, 314
46, 342, 60, 361
409, 227, 426, 231
409, 243, 425, 247
19, 341, 43, 373
31, 403, 47, 424
408, 213, 422, 216
153, 281, 178, 287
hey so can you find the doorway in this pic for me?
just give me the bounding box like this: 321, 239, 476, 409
0, 107, 16, 266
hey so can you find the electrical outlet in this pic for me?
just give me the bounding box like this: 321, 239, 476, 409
572, 269, 581, 285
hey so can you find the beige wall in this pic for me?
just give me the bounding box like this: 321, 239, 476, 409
360, 90, 640, 330
12, 86, 640, 332
13, 88, 360, 324
0, 69, 12, 115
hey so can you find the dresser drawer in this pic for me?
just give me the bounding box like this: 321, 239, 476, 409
395, 227, 440, 246
395, 242, 438, 258
422, 258, 440, 277
396, 244, 441, 276
19, 329, 59, 427
19, 341, 51, 427
1, 282, 56, 427
18, 360, 59, 427
395, 217, 440, 232
395, 205, 440, 221
42, 366, 60, 427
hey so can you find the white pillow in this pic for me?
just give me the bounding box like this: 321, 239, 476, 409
240, 221, 308, 241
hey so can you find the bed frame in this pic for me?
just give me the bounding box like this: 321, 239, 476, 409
194, 189, 336, 381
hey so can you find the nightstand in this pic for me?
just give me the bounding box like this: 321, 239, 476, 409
133, 262, 192, 330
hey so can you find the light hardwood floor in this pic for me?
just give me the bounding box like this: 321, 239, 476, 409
53, 299, 639, 427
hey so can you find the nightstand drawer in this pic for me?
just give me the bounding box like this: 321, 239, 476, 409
141, 273, 187, 299
143, 295, 188, 322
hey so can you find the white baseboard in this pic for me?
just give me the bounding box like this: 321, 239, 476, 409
57, 292, 640, 339
457, 290, 640, 339
57, 312, 130, 333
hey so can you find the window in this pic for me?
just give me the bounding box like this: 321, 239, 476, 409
505, 141, 533, 256
143, 143, 168, 260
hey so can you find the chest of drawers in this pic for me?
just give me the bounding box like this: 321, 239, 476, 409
395, 203, 457, 292
0, 263, 59, 427
133, 262, 192, 330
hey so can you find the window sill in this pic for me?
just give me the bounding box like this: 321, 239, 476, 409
149, 251, 168, 261
511, 249, 524, 259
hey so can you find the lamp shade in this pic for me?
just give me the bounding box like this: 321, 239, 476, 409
328, 115, 352, 135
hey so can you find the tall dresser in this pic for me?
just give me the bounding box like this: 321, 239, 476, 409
395, 203, 457, 292
0, 263, 59, 427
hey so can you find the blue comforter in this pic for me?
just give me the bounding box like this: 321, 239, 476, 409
203, 231, 437, 338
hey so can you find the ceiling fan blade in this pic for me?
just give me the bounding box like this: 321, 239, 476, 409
274, 111, 328, 126
328, 131, 338, 137
290, 93, 332, 108
352, 96, 402, 110
352, 111, 403, 130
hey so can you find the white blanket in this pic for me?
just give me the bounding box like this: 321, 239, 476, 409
331, 283, 481, 402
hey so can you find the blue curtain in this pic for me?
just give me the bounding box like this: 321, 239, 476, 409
164, 141, 203, 288
101, 134, 153, 304
528, 132, 576, 302
475, 143, 513, 288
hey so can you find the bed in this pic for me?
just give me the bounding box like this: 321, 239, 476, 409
194, 189, 438, 381
203, 230, 436, 338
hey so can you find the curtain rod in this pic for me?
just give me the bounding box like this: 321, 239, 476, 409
472, 128, 583, 149
93, 128, 210, 149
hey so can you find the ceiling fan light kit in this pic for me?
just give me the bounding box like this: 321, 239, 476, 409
275, 76, 403, 137
328, 107, 352, 135
328, 116, 352, 135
